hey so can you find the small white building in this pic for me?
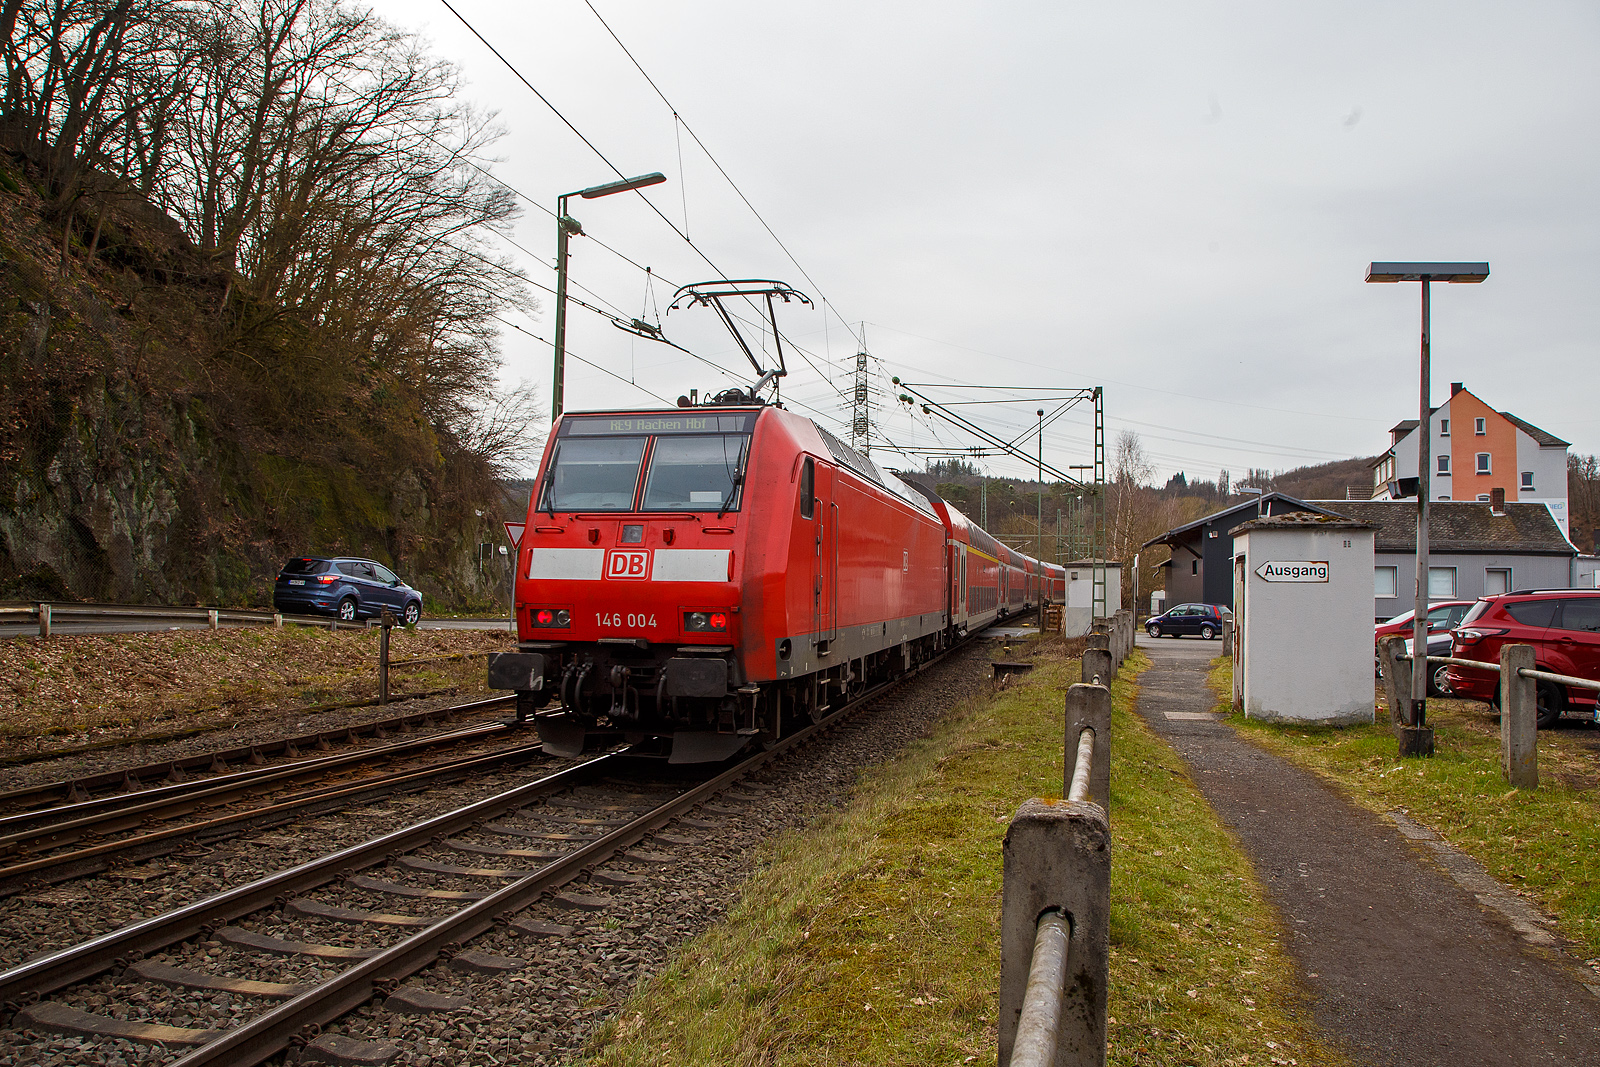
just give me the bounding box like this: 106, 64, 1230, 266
1060, 558, 1122, 638
1231, 514, 1375, 725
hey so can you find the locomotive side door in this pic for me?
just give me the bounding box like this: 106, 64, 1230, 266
805, 458, 836, 648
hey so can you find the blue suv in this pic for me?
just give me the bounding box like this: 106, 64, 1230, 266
272, 557, 422, 624
1145, 602, 1229, 640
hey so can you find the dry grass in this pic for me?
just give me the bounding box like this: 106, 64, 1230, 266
0, 625, 512, 754
584, 639, 1335, 1067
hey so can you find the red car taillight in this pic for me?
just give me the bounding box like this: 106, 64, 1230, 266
1455, 627, 1507, 645
315, 575, 337, 584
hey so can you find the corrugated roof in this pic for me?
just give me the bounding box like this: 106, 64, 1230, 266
1307, 500, 1574, 556
1140, 493, 1342, 549
1498, 411, 1570, 448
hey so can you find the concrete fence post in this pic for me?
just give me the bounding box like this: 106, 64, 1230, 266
1499, 644, 1537, 789
273, 613, 283, 628
208, 609, 219, 630
1081, 648, 1115, 689
1221, 621, 1232, 657
1376, 636, 1411, 726
1064, 683, 1111, 811
37, 603, 50, 640
1000, 799, 1110, 1067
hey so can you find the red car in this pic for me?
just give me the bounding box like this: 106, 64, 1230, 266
1374, 601, 1475, 644
1445, 590, 1600, 728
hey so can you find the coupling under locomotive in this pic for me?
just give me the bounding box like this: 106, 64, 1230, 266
487, 400, 1059, 762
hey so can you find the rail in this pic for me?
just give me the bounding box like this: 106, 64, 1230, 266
999, 623, 1123, 1067
1380, 637, 1600, 789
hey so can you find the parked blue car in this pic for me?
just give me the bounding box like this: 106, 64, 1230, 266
272, 557, 422, 624
1145, 602, 1230, 640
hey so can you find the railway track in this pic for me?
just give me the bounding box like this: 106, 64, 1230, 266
0, 698, 534, 896
0, 650, 944, 1066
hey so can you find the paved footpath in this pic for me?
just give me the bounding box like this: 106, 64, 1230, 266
1133, 633, 1600, 1067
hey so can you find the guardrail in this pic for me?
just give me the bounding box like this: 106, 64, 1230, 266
1379, 637, 1600, 788
999, 654, 1117, 1065
0, 601, 397, 638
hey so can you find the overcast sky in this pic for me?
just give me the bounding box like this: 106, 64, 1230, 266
369, 0, 1599, 486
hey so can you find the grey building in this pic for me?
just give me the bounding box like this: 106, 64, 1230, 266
1142, 494, 1342, 609
1308, 499, 1577, 620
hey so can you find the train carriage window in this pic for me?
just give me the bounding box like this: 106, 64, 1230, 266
540, 437, 647, 510
642, 435, 750, 511
800, 457, 815, 518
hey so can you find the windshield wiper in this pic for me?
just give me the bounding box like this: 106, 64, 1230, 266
717, 468, 745, 519
540, 467, 557, 518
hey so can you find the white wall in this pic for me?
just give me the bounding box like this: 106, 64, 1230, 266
1236, 526, 1375, 725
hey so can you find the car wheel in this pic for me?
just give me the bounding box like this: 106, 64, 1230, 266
1146, 623, 1162, 638
1200, 624, 1216, 640
338, 597, 357, 623
1535, 681, 1564, 729
403, 601, 420, 626
1430, 664, 1451, 697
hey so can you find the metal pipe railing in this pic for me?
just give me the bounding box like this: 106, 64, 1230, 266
1400, 652, 1600, 692
1011, 909, 1071, 1067
1067, 728, 1095, 803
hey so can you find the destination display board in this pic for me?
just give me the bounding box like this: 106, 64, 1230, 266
1255, 560, 1328, 582
559, 413, 757, 436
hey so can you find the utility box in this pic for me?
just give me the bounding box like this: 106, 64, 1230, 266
1061, 559, 1122, 638
1231, 514, 1375, 724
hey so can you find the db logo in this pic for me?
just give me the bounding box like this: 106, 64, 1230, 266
605, 550, 651, 580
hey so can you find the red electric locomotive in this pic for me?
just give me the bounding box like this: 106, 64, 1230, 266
487, 397, 1071, 762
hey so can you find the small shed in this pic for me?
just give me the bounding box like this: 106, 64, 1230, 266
1231, 514, 1375, 725
1060, 558, 1122, 638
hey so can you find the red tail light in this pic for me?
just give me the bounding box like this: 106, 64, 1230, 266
684, 611, 729, 632
709, 612, 727, 630
315, 575, 337, 584
531, 608, 570, 628
536, 609, 553, 625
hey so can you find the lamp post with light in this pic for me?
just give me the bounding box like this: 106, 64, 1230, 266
552, 172, 667, 420
1366, 261, 1489, 756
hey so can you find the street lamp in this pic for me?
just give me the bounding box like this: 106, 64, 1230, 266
552, 172, 667, 419
1367, 260, 1489, 755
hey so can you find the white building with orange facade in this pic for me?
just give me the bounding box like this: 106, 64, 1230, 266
1369, 383, 1571, 536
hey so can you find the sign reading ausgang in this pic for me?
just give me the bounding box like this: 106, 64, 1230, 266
1256, 560, 1328, 582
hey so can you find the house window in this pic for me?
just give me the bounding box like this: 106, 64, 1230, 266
1520, 471, 1534, 490
1191, 560, 1199, 575
1476, 453, 1491, 475
1474, 417, 1486, 435
1428, 567, 1457, 598
1437, 455, 1450, 475
1476, 494, 1490, 502
1440, 419, 1450, 436
1375, 566, 1398, 598
1484, 568, 1511, 596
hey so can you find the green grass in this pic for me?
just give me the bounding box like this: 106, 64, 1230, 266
1208, 656, 1600, 965
584, 640, 1336, 1067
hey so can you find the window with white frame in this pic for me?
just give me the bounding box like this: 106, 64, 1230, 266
1521, 471, 1534, 490
1476, 453, 1491, 474
1375, 566, 1398, 598
1476, 494, 1490, 502
1437, 455, 1450, 475
1484, 568, 1511, 596
1474, 417, 1486, 435
1428, 567, 1457, 598
1440, 419, 1450, 435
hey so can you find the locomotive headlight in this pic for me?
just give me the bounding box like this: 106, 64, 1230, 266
532, 608, 570, 628
684, 611, 728, 632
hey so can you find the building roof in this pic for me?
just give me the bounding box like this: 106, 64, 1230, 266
1230, 513, 1376, 536
1140, 493, 1342, 550
1390, 419, 1421, 435
1498, 411, 1569, 448
1061, 558, 1121, 569
1307, 500, 1574, 556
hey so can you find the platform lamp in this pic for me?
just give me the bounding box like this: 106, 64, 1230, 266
552, 172, 667, 419
1366, 261, 1489, 756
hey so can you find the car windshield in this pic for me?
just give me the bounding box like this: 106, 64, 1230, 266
642, 435, 748, 511
540, 437, 648, 511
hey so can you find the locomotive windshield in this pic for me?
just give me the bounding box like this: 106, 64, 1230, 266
540, 412, 758, 512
